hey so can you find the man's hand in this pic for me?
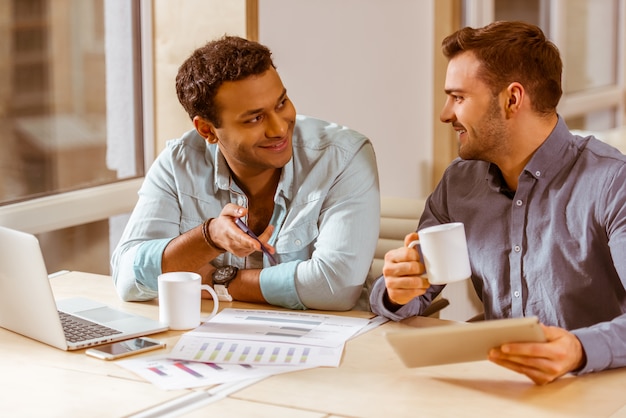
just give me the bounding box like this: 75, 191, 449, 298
209, 204, 275, 258
382, 232, 431, 305
488, 324, 586, 385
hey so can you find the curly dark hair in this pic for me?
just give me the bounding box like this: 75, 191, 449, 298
175, 35, 276, 127
442, 21, 562, 116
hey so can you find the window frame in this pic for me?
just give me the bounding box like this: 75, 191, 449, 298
0, 0, 154, 235
462, 0, 626, 126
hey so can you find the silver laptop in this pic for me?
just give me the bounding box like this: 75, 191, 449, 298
0, 225, 168, 350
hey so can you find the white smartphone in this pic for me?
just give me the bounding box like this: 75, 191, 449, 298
85, 337, 166, 360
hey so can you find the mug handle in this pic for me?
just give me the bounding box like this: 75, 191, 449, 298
408, 240, 428, 278
200, 284, 219, 322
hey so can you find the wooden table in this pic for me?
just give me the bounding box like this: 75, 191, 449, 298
1, 271, 625, 417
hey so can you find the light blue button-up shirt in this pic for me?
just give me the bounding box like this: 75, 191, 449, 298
370, 117, 626, 374
112, 115, 380, 311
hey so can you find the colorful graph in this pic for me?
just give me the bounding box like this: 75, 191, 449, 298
171, 338, 331, 366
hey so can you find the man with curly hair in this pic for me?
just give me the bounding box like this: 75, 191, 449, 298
112, 36, 380, 311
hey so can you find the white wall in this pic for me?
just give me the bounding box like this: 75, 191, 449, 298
258, 0, 435, 199
258, 1, 486, 321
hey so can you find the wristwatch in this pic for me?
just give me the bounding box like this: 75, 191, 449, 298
212, 265, 238, 302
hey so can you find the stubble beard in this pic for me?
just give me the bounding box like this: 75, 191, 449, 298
458, 98, 508, 162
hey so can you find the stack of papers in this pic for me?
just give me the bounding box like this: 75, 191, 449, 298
117, 309, 383, 391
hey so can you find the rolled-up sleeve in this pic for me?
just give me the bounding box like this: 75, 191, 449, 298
369, 274, 443, 320
259, 260, 304, 309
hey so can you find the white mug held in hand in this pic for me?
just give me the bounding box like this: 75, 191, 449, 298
408, 222, 471, 285
157, 272, 219, 330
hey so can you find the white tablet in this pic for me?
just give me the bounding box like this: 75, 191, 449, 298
385, 316, 545, 367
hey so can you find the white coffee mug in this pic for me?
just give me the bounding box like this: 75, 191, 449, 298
408, 222, 471, 285
157, 272, 219, 330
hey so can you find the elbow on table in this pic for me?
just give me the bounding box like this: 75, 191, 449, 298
112, 272, 157, 302
302, 286, 362, 311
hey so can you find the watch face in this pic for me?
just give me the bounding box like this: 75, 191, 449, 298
213, 265, 238, 285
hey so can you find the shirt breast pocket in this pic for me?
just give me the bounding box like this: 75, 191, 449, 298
275, 222, 319, 260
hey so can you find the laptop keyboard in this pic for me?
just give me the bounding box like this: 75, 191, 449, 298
58, 311, 122, 343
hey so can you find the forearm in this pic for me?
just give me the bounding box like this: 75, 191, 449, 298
228, 268, 265, 303
161, 220, 223, 273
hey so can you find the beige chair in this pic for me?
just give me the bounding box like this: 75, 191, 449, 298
356, 197, 449, 316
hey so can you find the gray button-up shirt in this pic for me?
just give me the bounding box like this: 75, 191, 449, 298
371, 117, 626, 374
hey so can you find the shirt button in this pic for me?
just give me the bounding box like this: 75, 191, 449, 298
514, 290, 520, 298
535, 170, 541, 177
295, 239, 302, 246
514, 245, 521, 252
516, 199, 523, 206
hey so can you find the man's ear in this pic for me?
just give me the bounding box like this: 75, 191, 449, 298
193, 116, 218, 143
504, 82, 524, 117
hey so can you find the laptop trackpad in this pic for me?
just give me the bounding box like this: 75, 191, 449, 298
77, 306, 133, 323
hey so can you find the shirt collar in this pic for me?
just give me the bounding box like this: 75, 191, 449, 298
277, 157, 295, 201
210, 143, 295, 202
523, 115, 573, 182
213, 146, 231, 191
486, 116, 574, 192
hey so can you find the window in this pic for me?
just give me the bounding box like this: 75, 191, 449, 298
0, 0, 153, 274
463, 0, 625, 131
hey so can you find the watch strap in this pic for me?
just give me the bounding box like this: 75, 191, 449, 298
214, 284, 233, 302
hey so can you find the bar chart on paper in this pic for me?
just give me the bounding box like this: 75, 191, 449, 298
119, 310, 380, 391
169, 337, 343, 367
168, 309, 369, 368
187, 308, 370, 346
118, 355, 311, 391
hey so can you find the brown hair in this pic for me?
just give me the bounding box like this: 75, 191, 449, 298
442, 21, 562, 115
175, 35, 275, 126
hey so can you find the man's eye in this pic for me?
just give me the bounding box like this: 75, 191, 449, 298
247, 115, 263, 123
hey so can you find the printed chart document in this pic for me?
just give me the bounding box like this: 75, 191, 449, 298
171, 337, 344, 367
117, 354, 316, 391
169, 309, 370, 367
188, 308, 370, 346
116, 309, 380, 390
